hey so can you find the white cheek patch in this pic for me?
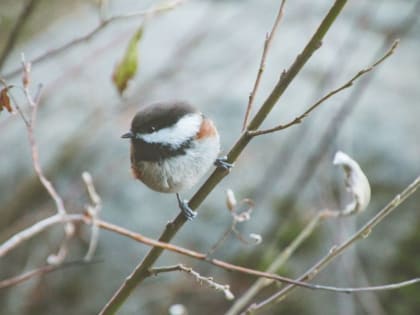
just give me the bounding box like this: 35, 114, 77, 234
138, 113, 202, 148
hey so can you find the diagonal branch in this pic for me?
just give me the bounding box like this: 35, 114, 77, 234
0, 260, 97, 289
225, 211, 326, 315
2, 0, 186, 79
0, 0, 38, 70
247, 40, 399, 137
99, 1, 349, 314
150, 264, 235, 300
242, 0, 286, 131
245, 175, 420, 313
2, 210, 419, 297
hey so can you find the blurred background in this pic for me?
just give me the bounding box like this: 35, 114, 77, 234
0, 0, 419, 314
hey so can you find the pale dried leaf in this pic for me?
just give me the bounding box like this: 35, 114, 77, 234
249, 233, 263, 245
226, 189, 237, 211
333, 151, 371, 215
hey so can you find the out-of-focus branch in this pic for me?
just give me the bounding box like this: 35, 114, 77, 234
0, 213, 359, 291
15, 57, 74, 264
0, 0, 38, 70
207, 191, 257, 256
0, 260, 96, 289
2, 212, 419, 298
247, 40, 399, 137
2, 0, 186, 79
82, 172, 102, 261
225, 211, 325, 315
227, 148, 372, 314
245, 175, 420, 314
242, 0, 286, 131
0, 214, 84, 257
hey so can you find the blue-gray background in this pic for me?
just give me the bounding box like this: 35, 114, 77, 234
0, 0, 419, 314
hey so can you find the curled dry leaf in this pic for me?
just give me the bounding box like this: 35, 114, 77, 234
249, 233, 263, 245
226, 189, 237, 212
0, 87, 13, 113
112, 26, 144, 95
333, 151, 371, 215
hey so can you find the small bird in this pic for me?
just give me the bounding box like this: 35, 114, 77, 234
121, 101, 231, 219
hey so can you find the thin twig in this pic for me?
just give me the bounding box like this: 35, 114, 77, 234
242, 0, 286, 131
0, 214, 84, 257
18, 56, 74, 264
1, 200, 419, 297
82, 172, 102, 261
2, 0, 186, 79
245, 176, 420, 313
0, 260, 97, 289
225, 211, 325, 315
150, 264, 234, 300
248, 40, 399, 137
99, 2, 349, 314
0, 214, 355, 291
207, 197, 255, 256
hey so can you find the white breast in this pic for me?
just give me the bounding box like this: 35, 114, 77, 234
135, 133, 220, 193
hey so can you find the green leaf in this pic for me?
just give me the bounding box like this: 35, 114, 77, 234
112, 26, 144, 95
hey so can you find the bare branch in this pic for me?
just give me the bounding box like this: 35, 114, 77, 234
245, 175, 420, 313
0, 260, 96, 290
17, 55, 74, 264
2, 196, 419, 298
150, 264, 234, 300
0, 214, 347, 291
2, 0, 186, 79
0, 264, 57, 289
225, 212, 325, 315
248, 40, 399, 137
0, 214, 85, 257
207, 191, 256, 256
82, 172, 102, 261
242, 0, 286, 130
0, 0, 38, 70
99, 2, 352, 313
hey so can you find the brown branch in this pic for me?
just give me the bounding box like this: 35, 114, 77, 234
242, 0, 286, 131
0, 260, 96, 289
2, 0, 186, 79
0, 214, 84, 257
245, 175, 420, 314
2, 211, 419, 298
0, 214, 353, 291
225, 211, 326, 315
99, 1, 350, 313
82, 172, 102, 261
248, 40, 399, 137
16, 57, 75, 264
207, 195, 256, 256
0, 264, 57, 289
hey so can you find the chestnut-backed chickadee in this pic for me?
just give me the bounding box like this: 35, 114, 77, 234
122, 101, 231, 220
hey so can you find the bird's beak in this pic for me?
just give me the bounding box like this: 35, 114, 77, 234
121, 131, 133, 139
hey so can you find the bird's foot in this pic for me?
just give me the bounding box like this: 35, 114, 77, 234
176, 193, 197, 221
214, 156, 234, 171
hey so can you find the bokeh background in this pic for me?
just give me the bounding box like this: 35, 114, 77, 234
1, 0, 419, 314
